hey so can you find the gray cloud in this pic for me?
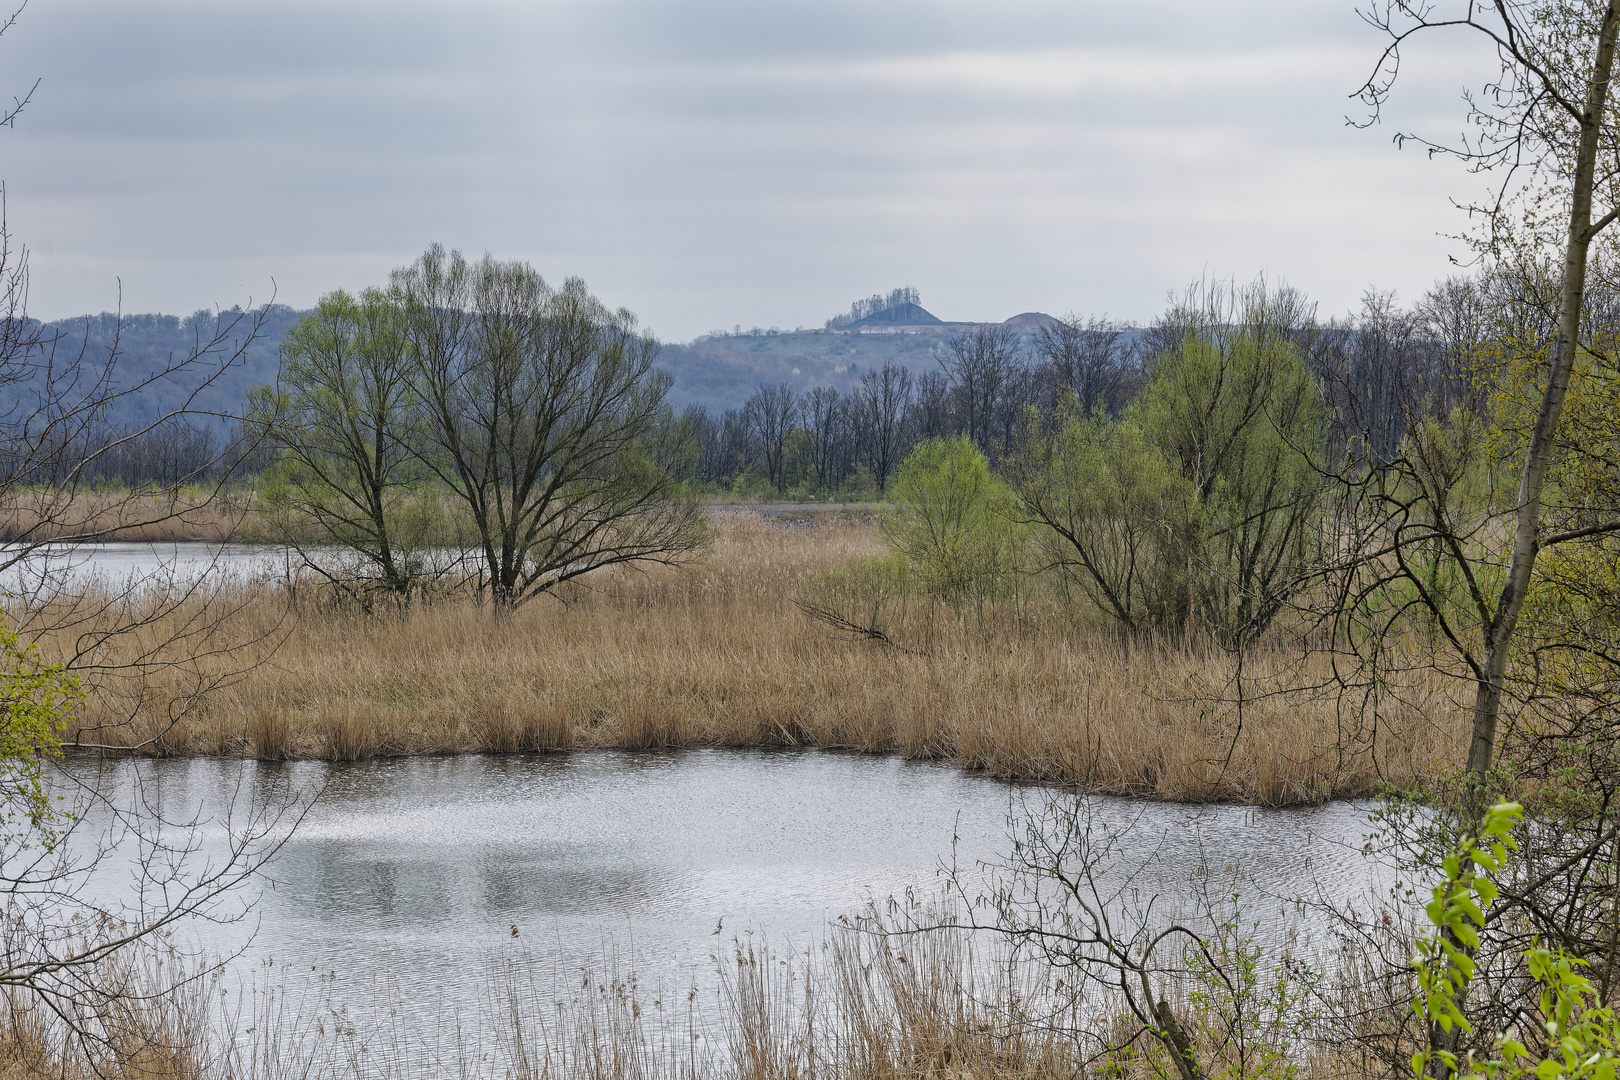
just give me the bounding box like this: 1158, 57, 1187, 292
4, 0, 1498, 339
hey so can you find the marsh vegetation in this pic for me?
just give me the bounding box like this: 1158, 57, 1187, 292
39, 511, 1457, 806
10, 0, 1620, 1074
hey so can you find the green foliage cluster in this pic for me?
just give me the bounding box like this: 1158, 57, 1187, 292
881, 436, 1027, 607
0, 625, 81, 850
1138, 333, 1324, 645
797, 437, 1030, 646
250, 289, 465, 601
1009, 408, 1189, 630
801, 318, 1326, 653
1464, 308, 1620, 810
1412, 801, 1620, 1080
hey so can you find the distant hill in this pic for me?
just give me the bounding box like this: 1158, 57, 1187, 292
658, 330, 946, 410
25, 307, 302, 433
13, 304, 1073, 426
1000, 311, 1063, 332
656, 312, 1064, 412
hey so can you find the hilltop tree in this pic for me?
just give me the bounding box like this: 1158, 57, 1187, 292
824, 286, 922, 330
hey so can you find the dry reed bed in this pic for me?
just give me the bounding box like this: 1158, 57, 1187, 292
56, 514, 1465, 805
0, 490, 254, 542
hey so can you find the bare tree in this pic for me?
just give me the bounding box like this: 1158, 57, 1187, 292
857, 362, 913, 491
911, 369, 954, 442
800, 385, 846, 492
0, 5, 38, 134
916, 791, 1310, 1080
0, 249, 273, 553
0, 214, 292, 762
682, 404, 723, 484
1, 762, 305, 1072
1414, 275, 1493, 416
742, 383, 796, 493
0, 8, 309, 1065
1036, 314, 1136, 418
940, 324, 1021, 457
1295, 9, 1620, 1072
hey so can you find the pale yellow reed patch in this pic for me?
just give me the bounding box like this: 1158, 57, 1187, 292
56, 512, 1464, 805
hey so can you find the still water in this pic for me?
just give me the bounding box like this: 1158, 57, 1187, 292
2, 541, 289, 595
5, 505, 864, 593
72, 749, 1383, 1025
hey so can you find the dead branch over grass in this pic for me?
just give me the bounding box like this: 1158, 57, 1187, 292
48, 514, 1464, 805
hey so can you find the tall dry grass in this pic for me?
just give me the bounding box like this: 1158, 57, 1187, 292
0, 489, 255, 543
52, 513, 1465, 805
0, 944, 221, 1080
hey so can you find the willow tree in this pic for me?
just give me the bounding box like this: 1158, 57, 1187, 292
251, 288, 457, 600
1008, 281, 1323, 650
393, 245, 704, 611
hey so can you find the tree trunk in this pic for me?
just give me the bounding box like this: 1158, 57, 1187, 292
1432, 9, 1620, 1079
1154, 996, 1206, 1080
1463, 1, 1620, 825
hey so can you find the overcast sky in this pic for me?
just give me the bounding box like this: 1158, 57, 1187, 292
1, 0, 1499, 341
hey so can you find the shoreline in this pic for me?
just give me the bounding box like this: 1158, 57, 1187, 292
61, 741, 1387, 810
1, 500, 883, 545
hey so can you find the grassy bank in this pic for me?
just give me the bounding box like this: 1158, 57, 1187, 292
53, 513, 1464, 805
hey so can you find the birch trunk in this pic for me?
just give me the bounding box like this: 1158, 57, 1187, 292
1463, 2, 1620, 822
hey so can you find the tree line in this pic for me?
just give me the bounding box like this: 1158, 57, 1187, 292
683, 317, 1138, 495
824, 285, 924, 329
684, 276, 1493, 500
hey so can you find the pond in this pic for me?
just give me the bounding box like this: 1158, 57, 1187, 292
67, 749, 1385, 1039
